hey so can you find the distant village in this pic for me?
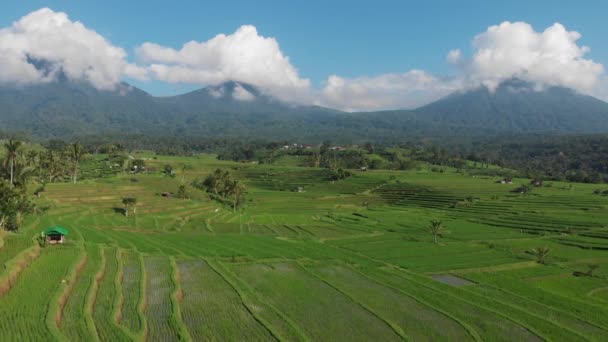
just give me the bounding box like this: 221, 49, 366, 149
280, 143, 346, 151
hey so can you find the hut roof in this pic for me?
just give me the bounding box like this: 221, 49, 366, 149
44, 227, 69, 236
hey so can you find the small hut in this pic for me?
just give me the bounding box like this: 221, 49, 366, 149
44, 227, 68, 245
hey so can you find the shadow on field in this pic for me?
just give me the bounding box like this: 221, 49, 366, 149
112, 207, 126, 215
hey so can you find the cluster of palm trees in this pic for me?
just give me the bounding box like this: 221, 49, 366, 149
1, 139, 85, 186
1, 140, 32, 231
193, 168, 246, 212
0, 139, 86, 231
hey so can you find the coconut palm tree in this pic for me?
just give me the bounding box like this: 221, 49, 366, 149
122, 197, 137, 217
587, 264, 599, 277
13, 164, 35, 189
530, 246, 550, 264
3, 139, 22, 186
230, 180, 246, 212
43, 150, 65, 183
428, 220, 448, 244
68, 142, 84, 184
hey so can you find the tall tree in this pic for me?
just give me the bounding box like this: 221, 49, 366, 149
3, 139, 22, 186
0, 180, 32, 231
587, 264, 599, 277
530, 247, 550, 264
68, 142, 84, 184
122, 197, 137, 217
428, 220, 448, 244
229, 180, 246, 212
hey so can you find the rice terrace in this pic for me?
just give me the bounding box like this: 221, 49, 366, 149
1, 146, 608, 341
3, 2, 608, 341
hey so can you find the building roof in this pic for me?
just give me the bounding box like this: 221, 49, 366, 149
44, 227, 69, 236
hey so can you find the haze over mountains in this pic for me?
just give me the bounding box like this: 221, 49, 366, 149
1, 78, 608, 142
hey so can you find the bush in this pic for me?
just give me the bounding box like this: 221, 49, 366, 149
329, 168, 352, 181
512, 185, 532, 194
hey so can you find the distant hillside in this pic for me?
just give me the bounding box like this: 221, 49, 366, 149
1, 78, 608, 142
411, 79, 608, 133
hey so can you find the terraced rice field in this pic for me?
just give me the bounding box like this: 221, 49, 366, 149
0, 153, 607, 340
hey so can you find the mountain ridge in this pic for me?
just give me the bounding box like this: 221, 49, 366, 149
1, 79, 608, 141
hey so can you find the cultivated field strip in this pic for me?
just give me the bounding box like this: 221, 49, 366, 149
304, 262, 473, 340
231, 261, 402, 341
92, 247, 131, 341
59, 243, 102, 341
0, 245, 80, 341
177, 259, 274, 340
119, 250, 144, 335
365, 266, 590, 341
361, 267, 541, 341
143, 256, 183, 341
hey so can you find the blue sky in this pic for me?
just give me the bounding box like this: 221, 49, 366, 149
1, 1, 607, 109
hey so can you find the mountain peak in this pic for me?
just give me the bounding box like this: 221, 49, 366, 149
413, 79, 608, 133
205, 81, 261, 101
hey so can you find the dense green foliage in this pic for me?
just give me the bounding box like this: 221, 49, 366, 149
2, 79, 608, 144
455, 134, 608, 183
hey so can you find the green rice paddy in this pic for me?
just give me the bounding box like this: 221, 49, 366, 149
0, 153, 607, 340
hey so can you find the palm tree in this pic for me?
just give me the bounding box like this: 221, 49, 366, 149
3, 139, 22, 186
230, 180, 246, 212
530, 247, 550, 264
587, 264, 599, 277
163, 164, 175, 178
428, 220, 448, 244
13, 164, 34, 188
44, 150, 64, 183
122, 197, 137, 217
68, 142, 84, 184
180, 164, 187, 184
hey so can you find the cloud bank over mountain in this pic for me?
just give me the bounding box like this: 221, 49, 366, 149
0, 8, 147, 90
321, 22, 606, 110
135, 25, 312, 103
0, 8, 605, 111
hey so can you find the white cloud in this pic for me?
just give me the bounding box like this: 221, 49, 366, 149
232, 83, 255, 101
1, 10, 606, 110
135, 25, 311, 103
208, 87, 224, 99
446, 49, 463, 65
319, 70, 460, 111
461, 21, 604, 93
318, 21, 607, 111
0, 8, 147, 90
